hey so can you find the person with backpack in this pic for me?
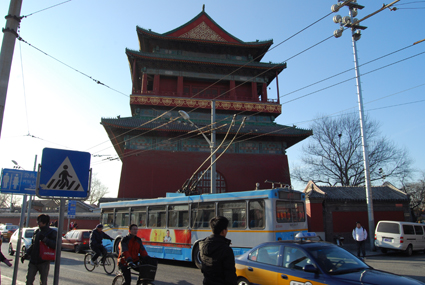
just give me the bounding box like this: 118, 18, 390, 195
21, 214, 57, 285
199, 216, 237, 285
352, 221, 367, 259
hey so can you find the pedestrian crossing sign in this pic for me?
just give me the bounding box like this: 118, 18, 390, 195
37, 148, 91, 199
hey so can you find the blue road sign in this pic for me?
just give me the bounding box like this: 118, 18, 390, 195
68, 200, 76, 218
37, 148, 91, 199
1, 169, 36, 195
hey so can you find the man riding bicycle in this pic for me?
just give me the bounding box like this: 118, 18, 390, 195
89, 224, 114, 266
119, 224, 149, 285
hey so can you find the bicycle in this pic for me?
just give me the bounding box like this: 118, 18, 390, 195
84, 250, 116, 275
112, 259, 158, 285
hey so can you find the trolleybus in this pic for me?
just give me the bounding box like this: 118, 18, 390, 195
99, 188, 307, 268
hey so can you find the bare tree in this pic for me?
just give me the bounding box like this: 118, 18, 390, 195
0, 194, 21, 210
404, 171, 425, 218
291, 113, 412, 186
87, 174, 109, 205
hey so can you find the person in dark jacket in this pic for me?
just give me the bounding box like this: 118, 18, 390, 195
199, 216, 237, 285
89, 224, 114, 265
21, 214, 57, 285
118, 224, 149, 285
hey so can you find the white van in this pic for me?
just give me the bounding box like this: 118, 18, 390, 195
374, 220, 425, 256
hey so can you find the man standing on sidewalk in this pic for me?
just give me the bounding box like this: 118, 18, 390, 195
352, 221, 367, 258
199, 216, 237, 285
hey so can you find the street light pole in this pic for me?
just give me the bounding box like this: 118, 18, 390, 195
332, 1, 375, 250
179, 103, 216, 194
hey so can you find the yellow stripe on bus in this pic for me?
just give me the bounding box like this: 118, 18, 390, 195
192, 228, 308, 233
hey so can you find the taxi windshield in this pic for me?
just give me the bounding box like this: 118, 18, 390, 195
307, 246, 369, 274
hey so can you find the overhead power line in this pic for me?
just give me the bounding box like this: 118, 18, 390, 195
21, 0, 73, 18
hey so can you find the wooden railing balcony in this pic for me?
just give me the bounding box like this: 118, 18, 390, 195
131, 90, 279, 104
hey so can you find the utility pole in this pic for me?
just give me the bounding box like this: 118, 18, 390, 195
0, 0, 22, 139
331, 0, 375, 250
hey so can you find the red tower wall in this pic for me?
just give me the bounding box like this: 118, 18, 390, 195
118, 150, 290, 198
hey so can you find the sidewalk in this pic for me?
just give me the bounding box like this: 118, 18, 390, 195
343, 243, 383, 257
1, 275, 25, 285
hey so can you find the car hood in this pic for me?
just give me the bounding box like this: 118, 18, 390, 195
331, 269, 423, 285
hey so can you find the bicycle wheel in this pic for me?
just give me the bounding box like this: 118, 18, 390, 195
112, 274, 124, 285
84, 252, 95, 272
103, 255, 116, 275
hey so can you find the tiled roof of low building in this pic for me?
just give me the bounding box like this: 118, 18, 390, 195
303, 181, 408, 201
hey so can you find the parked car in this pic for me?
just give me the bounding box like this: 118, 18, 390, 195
235, 232, 424, 285
61, 229, 113, 253
8, 227, 36, 256
0, 224, 19, 242
374, 220, 425, 256
62, 229, 92, 253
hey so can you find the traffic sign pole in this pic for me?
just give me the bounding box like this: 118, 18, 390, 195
53, 199, 65, 285
12, 194, 27, 285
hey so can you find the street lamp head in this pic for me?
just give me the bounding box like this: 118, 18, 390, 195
342, 16, 351, 25
11, 160, 18, 165
331, 3, 342, 13
334, 28, 343, 38
353, 30, 361, 41
333, 15, 342, 23
178, 110, 190, 121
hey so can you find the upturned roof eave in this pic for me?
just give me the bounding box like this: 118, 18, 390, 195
101, 119, 312, 138
125, 48, 286, 70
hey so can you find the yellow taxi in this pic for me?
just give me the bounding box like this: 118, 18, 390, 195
235, 232, 424, 285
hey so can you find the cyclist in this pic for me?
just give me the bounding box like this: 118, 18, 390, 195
118, 224, 149, 285
89, 224, 114, 266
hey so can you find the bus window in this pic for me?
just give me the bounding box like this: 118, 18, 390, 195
168, 205, 189, 228
218, 201, 246, 229
249, 200, 265, 229
293, 203, 305, 223
276, 201, 305, 223
131, 207, 147, 228
116, 210, 129, 227
102, 210, 114, 227
148, 206, 166, 228
191, 202, 215, 228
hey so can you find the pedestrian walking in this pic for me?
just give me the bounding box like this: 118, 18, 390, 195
199, 216, 237, 285
21, 214, 57, 285
352, 221, 367, 258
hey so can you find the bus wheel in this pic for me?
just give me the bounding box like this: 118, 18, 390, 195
192, 243, 202, 269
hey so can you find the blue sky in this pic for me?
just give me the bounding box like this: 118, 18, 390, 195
0, 0, 424, 197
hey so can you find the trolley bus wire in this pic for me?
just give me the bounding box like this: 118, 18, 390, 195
91, 81, 425, 165
281, 50, 425, 105
93, 47, 425, 159
280, 42, 420, 98
21, 0, 73, 18
15, 8, 339, 155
